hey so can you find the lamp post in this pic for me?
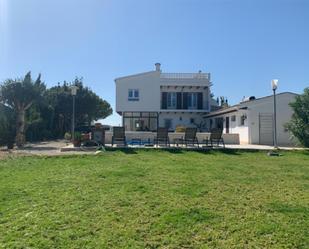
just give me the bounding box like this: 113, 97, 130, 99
71, 85, 78, 143
271, 79, 278, 148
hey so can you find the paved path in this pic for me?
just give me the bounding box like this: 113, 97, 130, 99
1, 140, 93, 157
224, 144, 303, 150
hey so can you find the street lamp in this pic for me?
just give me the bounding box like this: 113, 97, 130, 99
271, 79, 278, 148
70, 85, 78, 143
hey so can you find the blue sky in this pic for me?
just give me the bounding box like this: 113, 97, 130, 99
0, 0, 308, 125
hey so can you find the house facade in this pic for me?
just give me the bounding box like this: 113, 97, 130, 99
115, 63, 213, 131
204, 92, 298, 146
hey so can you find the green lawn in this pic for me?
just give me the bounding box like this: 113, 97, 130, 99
0, 149, 308, 248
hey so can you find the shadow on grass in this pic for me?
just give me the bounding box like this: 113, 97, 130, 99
105, 147, 138, 154
268, 202, 309, 214
297, 150, 309, 156
158, 207, 218, 229
105, 146, 185, 154
168, 147, 266, 155
187, 148, 237, 155
104, 146, 267, 155
164, 148, 184, 154
192, 148, 260, 155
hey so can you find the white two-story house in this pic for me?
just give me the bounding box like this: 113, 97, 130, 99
115, 63, 213, 131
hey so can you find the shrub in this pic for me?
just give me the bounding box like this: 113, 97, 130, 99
286, 88, 309, 147
175, 125, 186, 132
74, 132, 82, 141
64, 132, 72, 141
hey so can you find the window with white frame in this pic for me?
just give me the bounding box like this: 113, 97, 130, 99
167, 92, 176, 109
128, 89, 139, 101
187, 93, 197, 109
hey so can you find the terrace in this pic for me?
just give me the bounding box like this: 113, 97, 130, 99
160, 72, 212, 87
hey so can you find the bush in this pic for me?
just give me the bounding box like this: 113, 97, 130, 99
175, 125, 186, 132
286, 88, 309, 147
74, 132, 82, 141
64, 132, 72, 141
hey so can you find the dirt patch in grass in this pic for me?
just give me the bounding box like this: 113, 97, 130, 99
0, 150, 29, 160
0, 150, 9, 159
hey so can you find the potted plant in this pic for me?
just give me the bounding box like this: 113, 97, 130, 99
175, 125, 186, 132
64, 132, 72, 145
73, 132, 82, 147
81, 132, 91, 142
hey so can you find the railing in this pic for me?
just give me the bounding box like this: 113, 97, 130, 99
160, 73, 210, 80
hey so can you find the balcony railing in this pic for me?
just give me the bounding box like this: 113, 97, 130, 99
160, 73, 210, 80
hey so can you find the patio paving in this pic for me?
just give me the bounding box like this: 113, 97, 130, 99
223, 144, 303, 150
0, 140, 304, 158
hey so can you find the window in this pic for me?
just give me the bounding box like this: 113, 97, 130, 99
231, 115, 236, 122
128, 89, 139, 101
190, 118, 195, 124
167, 92, 176, 109
240, 115, 246, 126
187, 93, 198, 109
123, 112, 158, 131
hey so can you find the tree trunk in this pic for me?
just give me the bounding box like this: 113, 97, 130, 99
16, 109, 26, 148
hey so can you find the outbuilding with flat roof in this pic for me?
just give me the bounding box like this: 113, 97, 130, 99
204, 92, 298, 146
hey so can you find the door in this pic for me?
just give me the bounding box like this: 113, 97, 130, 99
259, 113, 274, 145
225, 117, 230, 134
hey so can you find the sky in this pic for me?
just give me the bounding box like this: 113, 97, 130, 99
0, 0, 308, 125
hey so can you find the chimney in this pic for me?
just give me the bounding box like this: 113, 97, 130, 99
155, 63, 161, 71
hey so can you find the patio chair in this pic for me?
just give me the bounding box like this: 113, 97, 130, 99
206, 128, 225, 148
154, 127, 170, 147
176, 127, 199, 147
112, 126, 127, 146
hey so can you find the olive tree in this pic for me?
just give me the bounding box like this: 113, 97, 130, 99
0, 72, 46, 147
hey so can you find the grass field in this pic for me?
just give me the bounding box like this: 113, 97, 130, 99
0, 149, 308, 248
